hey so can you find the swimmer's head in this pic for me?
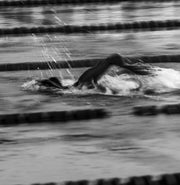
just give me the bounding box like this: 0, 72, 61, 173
39, 77, 64, 89
106, 53, 124, 66
144, 89, 155, 95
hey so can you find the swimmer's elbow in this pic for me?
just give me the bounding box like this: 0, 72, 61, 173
106, 53, 124, 66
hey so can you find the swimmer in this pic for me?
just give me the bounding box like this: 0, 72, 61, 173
38, 53, 157, 90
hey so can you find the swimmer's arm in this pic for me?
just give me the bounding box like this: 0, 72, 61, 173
122, 59, 155, 75
74, 53, 144, 88
74, 59, 110, 88
74, 54, 129, 88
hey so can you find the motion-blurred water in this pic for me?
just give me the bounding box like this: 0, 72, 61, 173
1, 2, 180, 185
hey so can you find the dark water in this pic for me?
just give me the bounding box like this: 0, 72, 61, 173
1, 2, 180, 185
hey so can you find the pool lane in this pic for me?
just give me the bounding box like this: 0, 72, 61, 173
0, 30, 180, 64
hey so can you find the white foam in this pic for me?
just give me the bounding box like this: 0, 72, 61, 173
138, 67, 180, 93
98, 74, 139, 95
21, 79, 41, 91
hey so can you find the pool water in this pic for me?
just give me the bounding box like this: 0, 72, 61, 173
1, 2, 180, 185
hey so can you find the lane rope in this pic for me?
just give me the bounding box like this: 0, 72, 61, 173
0, 0, 178, 7
0, 54, 180, 71
0, 19, 180, 36
0, 109, 108, 126
19, 173, 180, 185
133, 103, 180, 116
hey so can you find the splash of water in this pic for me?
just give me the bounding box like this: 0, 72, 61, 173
140, 67, 180, 94
22, 65, 180, 98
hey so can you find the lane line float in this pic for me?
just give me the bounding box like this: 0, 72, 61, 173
0, 109, 108, 126
0, 0, 177, 7
0, 20, 180, 36
133, 103, 180, 116
18, 173, 180, 185
0, 55, 180, 72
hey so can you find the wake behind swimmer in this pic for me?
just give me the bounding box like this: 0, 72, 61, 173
23, 53, 180, 96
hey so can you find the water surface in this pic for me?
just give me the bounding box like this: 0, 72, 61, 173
1, 2, 180, 185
